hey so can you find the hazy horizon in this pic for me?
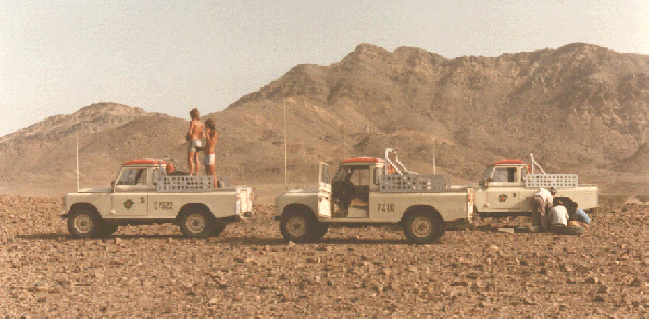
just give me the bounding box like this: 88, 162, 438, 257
1, 0, 647, 137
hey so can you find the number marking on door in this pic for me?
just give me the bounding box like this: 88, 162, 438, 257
377, 203, 395, 213
154, 202, 173, 210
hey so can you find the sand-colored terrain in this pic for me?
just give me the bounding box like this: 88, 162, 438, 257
1, 196, 647, 316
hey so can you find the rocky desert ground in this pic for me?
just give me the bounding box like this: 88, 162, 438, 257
1, 195, 648, 317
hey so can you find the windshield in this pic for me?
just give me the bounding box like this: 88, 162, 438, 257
481, 165, 494, 182
116, 167, 148, 186
333, 166, 352, 183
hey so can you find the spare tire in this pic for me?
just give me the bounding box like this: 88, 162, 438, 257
551, 224, 585, 235
515, 226, 540, 233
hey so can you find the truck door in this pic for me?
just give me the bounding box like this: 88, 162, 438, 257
317, 162, 332, 218
484, 166, 523, 212
111, 167, 150, 216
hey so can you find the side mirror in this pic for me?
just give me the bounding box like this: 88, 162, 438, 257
479, 180, 489, 187
111, 181, 116, 193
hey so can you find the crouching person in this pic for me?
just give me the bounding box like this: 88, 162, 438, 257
568, 204, 591, 230
549, 200, 569, 230
203, 119, 218, 188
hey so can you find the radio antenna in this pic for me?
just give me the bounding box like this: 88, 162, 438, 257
76, 112, 80, 191
283, 99, 287, 188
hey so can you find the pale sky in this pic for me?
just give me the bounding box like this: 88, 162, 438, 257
1, 0, 647, 137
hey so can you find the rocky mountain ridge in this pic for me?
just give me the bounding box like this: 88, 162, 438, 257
0, 43, 647, 196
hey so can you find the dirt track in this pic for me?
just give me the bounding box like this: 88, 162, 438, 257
1, 196, 648, 317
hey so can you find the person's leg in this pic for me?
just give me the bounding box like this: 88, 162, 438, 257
188, 151, 195, 175
193, 152, 201, 175
575, 208, 591, 225
532, 196, 542, 228
538, 200, 547, 232
211, 164, 218, 188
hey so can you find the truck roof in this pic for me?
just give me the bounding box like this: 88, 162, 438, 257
492, 159, 525, 166
341, 157, 384, 164
122, 159, 175, 173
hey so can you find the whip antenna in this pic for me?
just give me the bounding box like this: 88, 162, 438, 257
76, 112, 80, 192
283, 99, 287, 188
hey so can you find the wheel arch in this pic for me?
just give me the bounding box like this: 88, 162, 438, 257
177, 203, 213, 221
281, 203, 317, 221
69, 203, 99, 216
401, 205, 443, 224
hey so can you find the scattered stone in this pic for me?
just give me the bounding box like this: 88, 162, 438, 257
597, 285, 609, 294
630, 277, 644, 287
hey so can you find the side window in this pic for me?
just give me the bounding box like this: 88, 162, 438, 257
492, 167, 509, 182
507, 167, 517, 182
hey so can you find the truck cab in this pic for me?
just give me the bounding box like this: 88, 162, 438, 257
330, 157, 384, 218
474, 160, 531, 214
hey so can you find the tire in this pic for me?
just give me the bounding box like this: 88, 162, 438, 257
280, 210, 317, 243
312, 224, 329, 241
551, 225, 585, 236
403, 211, 445, 244
179, 208, 213, 238
515, 226, 540, 233
67, 209, 102, 238
210, 224, 226, 237
97, 223, 119, 237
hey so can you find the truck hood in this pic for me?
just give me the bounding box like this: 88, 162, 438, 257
287, 188, 318, 194
78, 187, 111, 193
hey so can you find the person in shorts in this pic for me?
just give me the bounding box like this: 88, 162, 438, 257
203, 119, 218, 187
186, 108, 204, 175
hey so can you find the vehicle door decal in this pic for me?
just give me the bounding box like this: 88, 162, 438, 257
499, 194, 508, 202
124, 199, 134, 209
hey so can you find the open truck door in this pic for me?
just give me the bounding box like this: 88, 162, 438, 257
318, 162, 332, 218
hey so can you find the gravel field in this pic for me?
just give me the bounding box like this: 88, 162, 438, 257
1, 196, 648, 317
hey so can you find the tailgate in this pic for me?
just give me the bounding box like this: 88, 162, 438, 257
235, 186, 254, 215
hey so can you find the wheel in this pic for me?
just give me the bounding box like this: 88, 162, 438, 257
403, 211, 445, 244
551, 225, 585, 236
67, 209, 102, 238
179, 208, 213, 238
312, 224, 329, 241
97, 223, 119, 237
280, 210, 317, 243
210, 224, 226, 237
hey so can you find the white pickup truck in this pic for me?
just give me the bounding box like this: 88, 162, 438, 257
273, 149, 474, 244
63, 158, 253, 238
473, 155, 598, 217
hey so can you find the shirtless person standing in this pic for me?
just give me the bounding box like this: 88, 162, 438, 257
203, 119, 218, 187
187, 108, 204, 175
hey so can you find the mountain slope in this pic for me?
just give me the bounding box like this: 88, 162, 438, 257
1, 43, 647, 196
